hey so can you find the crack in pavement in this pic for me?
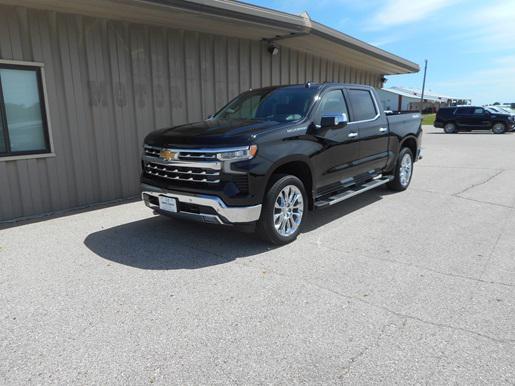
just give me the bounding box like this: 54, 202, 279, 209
453, 169, 505, 197
411, 187, 515, 210
478, 188, 515, 282
340, 317, 408, 377
317, 243, 515, 289
453, 195, 515, 210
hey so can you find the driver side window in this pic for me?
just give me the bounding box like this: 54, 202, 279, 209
317, 90, 348, 124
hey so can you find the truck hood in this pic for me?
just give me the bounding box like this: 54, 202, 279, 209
144, 118, 288, 148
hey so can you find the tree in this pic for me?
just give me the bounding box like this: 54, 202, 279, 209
493, 102, 501, 105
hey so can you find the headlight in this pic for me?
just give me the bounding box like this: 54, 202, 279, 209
217, 145, 258, 161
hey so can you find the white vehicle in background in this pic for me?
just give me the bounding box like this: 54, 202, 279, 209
486, 106, 515, 117
500, 105, 515, 114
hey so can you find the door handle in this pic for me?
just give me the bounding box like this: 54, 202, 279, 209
348, 132, 358, 138
379, 127, 388, 132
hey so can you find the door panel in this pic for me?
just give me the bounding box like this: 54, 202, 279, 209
310, 89, 360, 192
346, 88, 389, 174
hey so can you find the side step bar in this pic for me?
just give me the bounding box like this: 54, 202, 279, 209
315, 175, 394, 208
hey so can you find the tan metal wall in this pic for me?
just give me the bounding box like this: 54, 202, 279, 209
0, 4, 383, 221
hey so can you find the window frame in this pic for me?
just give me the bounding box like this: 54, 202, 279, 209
0, 60, 54, 161
345, 88, 380, 123
314, 88, 349, 125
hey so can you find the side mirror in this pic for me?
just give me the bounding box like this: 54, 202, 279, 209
320, 113, 348, 128
207, 114, 214, 120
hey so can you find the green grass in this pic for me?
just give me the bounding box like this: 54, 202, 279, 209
422, 113, 436, 125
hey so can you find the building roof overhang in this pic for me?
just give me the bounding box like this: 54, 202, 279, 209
0, 0, 420, 75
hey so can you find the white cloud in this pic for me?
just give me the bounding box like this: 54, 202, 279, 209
449, 1, 515, 53
368, 0, 458, 29
369, 35, 401, 47
432, 55, 515, 104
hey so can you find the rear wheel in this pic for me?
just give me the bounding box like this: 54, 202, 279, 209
444, 122, 457, 133
492, 123, 506, 134
257, 174, 306, 245
387, 147, 414, 191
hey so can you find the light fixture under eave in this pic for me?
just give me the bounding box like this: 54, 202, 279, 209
267, 44, 279, 56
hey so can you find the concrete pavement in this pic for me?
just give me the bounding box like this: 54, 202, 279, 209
1, 126, 514, 384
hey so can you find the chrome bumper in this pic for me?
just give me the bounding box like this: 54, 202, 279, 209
141, 183, 262, 224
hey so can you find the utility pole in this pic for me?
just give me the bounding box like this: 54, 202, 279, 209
420, 59, 428, 113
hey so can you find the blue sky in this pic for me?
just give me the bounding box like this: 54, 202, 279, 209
246, 0, 515, 105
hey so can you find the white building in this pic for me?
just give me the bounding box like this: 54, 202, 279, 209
378, 87, 471, 112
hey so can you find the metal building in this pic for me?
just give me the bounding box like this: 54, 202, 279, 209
0, 0, 419, 222
378, 87, 471, 112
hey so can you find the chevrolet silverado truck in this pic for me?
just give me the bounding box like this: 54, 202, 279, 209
141, 83, 422, 244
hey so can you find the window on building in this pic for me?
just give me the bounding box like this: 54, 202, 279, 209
348, 89, 378, 121
0, 63, 51, 158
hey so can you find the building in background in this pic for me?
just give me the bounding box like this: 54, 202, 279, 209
378, 87, 470, 113
0, 0, 418, 222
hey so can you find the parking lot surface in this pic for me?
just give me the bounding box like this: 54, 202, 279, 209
1, 126, 514, 384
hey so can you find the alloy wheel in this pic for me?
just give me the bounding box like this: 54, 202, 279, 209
273, 185, 304, 237
399, 153, 413, 187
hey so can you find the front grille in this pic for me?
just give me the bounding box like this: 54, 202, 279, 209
144, 162, 220, 183
144, 145, 218, 162
178, 152, 217, 161
144, 146, 160, 157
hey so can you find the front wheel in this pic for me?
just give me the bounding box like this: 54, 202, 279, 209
257, 174, 307, 245
492, 123, 506, 134
387, 147, 414, 191
444, 123, 457, 133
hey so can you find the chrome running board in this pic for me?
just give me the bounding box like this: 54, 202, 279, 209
315, 175, 393, 208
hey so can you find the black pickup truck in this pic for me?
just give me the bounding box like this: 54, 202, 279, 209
141, 83, 422, 244
434, 106, 515, 134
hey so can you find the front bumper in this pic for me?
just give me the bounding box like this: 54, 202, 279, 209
141, 183, 262, 225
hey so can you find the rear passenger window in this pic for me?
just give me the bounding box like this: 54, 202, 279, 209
456, 107, 474, 115
348, 89, 378, 121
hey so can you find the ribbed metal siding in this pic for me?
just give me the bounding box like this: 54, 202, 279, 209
0, 4, 383, 221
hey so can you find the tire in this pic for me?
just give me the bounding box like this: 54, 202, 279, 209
387, 147, 414, 191
444, 122, 457, 134
492, 123, 506, 134
257, 174, 307, 245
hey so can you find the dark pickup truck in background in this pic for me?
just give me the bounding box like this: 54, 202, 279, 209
141, 83, 422, 244
434, 106, 515, 134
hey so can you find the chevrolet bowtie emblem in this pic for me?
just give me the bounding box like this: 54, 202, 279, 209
159, 149, 176, 161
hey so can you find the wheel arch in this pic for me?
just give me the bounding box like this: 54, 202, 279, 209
265, 156, 315, 210
400, 135, 418, 161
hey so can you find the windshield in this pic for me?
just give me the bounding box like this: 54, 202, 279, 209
488, 106, 512, 114
214, 87, 318, 122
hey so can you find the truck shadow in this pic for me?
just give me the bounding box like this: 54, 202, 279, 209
84, 189, 388, 270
